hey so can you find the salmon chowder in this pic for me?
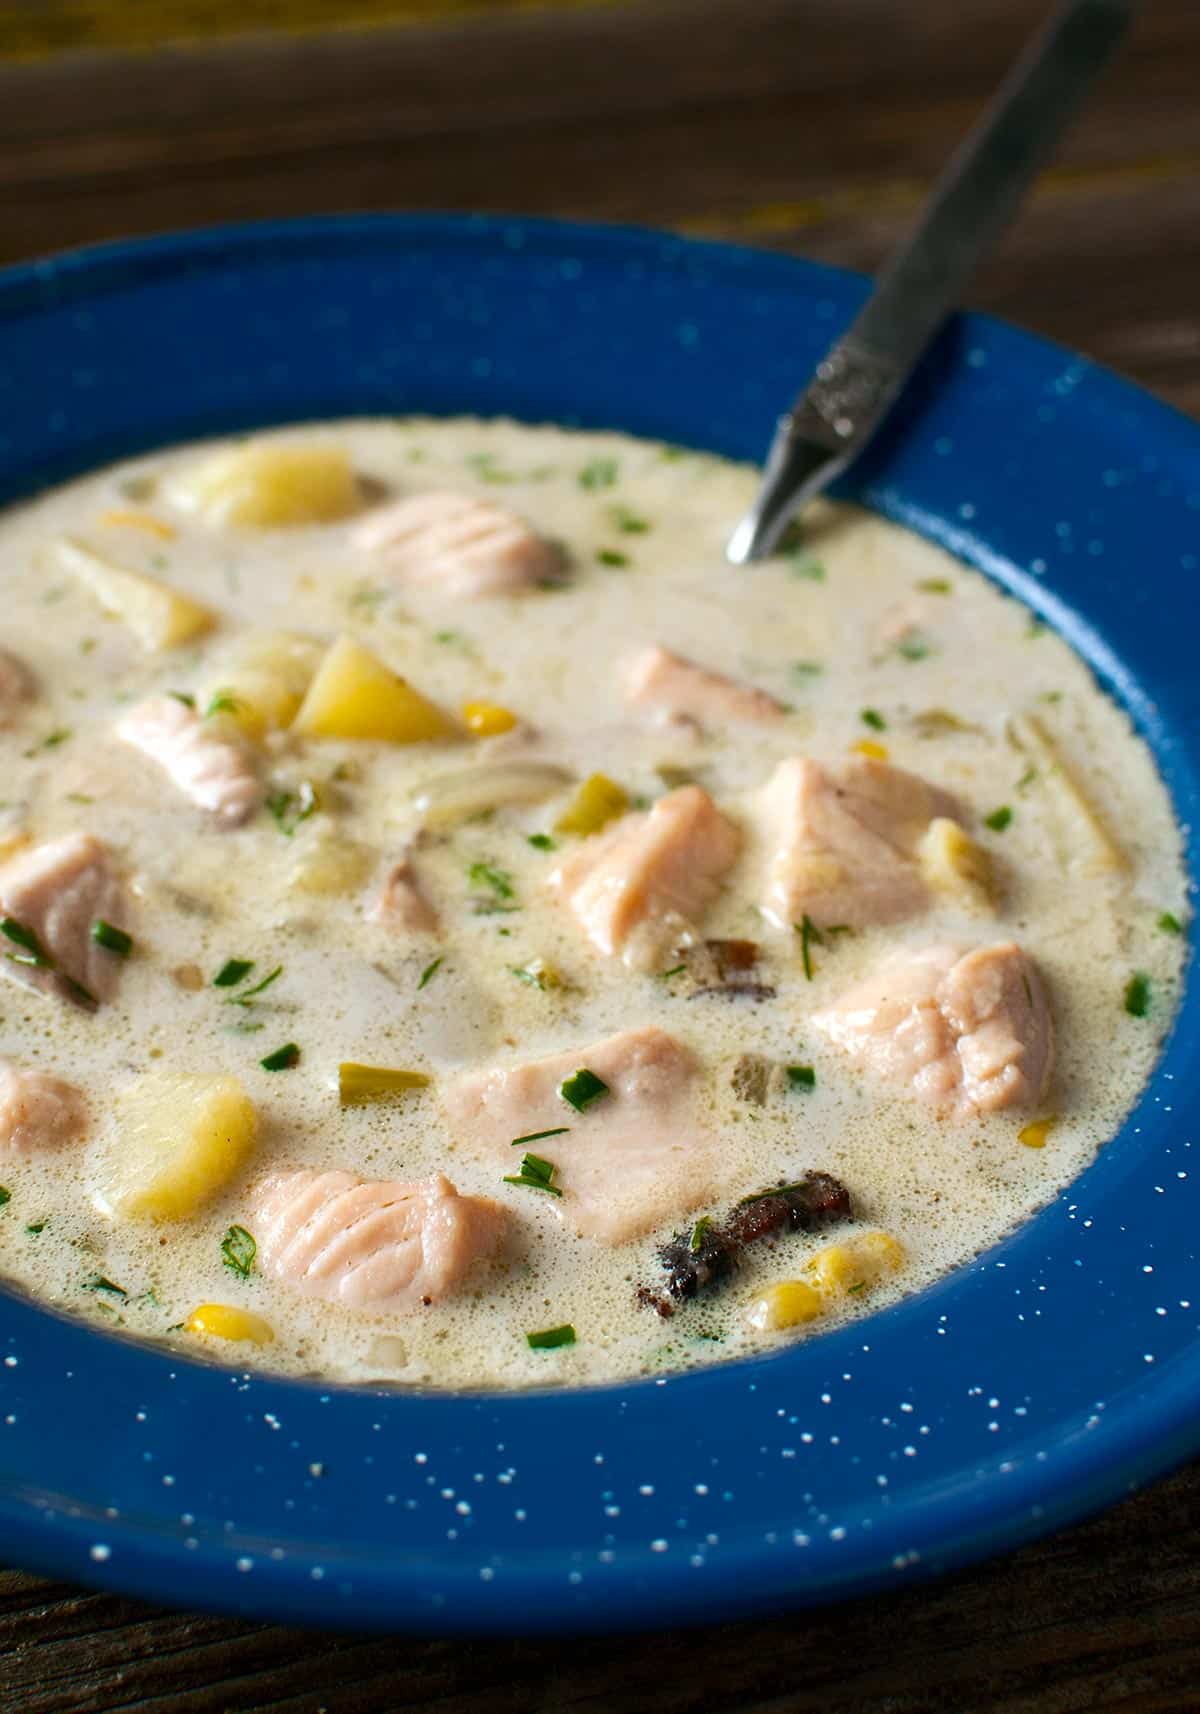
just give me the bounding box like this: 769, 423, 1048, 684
0, 419, 1186, 1389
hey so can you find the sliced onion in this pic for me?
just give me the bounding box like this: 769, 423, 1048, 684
411, 760, 572, 826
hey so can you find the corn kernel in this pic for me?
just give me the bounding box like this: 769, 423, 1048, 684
555, 772, 629, 836
854, 1230, 907, 1279
184, 1303, 274, 1344
98, 509, 177, 541
808, 1243, 861, 1297
1018, 1114, 1058, 1149
746, 1278, 825, 1332
462, 700, 518, 738
851, 738, 889, 761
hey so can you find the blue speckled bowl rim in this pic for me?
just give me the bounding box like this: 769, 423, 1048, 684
0, 214, 1196, 1634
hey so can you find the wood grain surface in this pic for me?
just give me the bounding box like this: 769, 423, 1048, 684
1, 2, 1198, 1709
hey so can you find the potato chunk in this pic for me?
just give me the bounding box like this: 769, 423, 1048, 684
917, 817, 995, 908
98, 1071, 258, 1221
54, 535, 213, 652
204, 630, 324, 737
292, 634, 456, 743
168, 441, 359, 528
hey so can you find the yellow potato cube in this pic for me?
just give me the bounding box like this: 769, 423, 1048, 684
462, 700, 518, 738
287, 833, 375, 895
918, 816, 995, 908
554, 772, 629, 836
168, 441, 359, 528
54, 535, 214, 652
1018, 1115, 1058, 1149
1009, 712, 1127, 874
184, 1304, 274, 1344
851, 738, 889, 761
205, 631, 325, 737
292, 635, 456, 743
99, 1071, 258, 1221
746, 1278, 825, 1332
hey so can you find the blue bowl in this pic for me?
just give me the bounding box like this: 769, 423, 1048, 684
0, 215, 1197, 1633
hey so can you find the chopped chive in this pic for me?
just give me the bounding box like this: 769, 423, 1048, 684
510, 963, 551, 990
847, 1281, 866, 1295
0, 1187, 9, 1208
578, 458, 618, 491
916, 578, 952, 594
1124, 973, 1151, 1018
984, 806, 1013, 833
260, 1042, 300, 1071
1, 917, 52, 967
434, 628, 464, 646
1158, 911, 1184, 936
786, 1065, 816, 1090
895, 630, 936, 661
503, 1152, 563, 1196
527, 833, 556, 852
609, 504, 650, 534
597, 548, 629, 567
559, 1067, 610, 1112
1016, 764, 1037, 791
25, 1220, 45, 1234
168, 690, 197, 709
82, 1274, 127, 1298
468, 861, 515, 902
265, 780, 319, 837
91, 919, 132, 957
527, 1324, 576, 1350
204, 689, 242, 718
689, 1215, 713, 1253
511, 1127, 570, 1147
213, 958, 254, 988
659, 964, 687, 981
860, 708, 887, 732
220, 1224, 257, 1279
795, 914, 823, 981
790, 661, 823, 681
23, 727, 72, 758
785, 550, 826, 581
230, 965, 283, 1005
417, 956, 443, 990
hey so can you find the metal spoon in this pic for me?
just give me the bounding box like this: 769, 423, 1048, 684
727, 0, 1134, 565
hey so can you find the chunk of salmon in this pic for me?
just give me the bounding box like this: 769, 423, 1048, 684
0, 833, 128, 1006
352, 491, 560, 597
0, 1059, 88, 1156
812, 940, 1054, 1119
551, 784, 741, 971
369, 845, 438, 933
116, 695, 262, 827
756, 755, 962, 931
250, 1169, 505, 1310
0, 647, 36, 725
444, 1025, 713, 1244
624, 645, 785, 727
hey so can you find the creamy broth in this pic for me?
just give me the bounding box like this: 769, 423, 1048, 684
0, 418, 1186, 1389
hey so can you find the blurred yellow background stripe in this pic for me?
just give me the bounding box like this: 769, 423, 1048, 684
0, 0, 631, 60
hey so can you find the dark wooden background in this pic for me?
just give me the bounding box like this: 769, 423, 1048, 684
1, 1, 1198, 1707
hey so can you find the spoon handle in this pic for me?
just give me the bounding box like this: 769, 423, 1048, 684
727, 0, 1135, 565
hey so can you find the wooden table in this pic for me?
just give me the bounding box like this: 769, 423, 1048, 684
1, 3, 1198, 1707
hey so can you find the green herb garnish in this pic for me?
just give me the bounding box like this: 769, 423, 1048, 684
527, 833, 556, 852
0, 1187, 10, 1208
1158, 912, 1184, 936
468, 862, 515, 904
1016, 765, 1037, 791
220, 1224, 257, 1279
609, 504, 650, 534
786, 1065, 816, 1090
896, 630, 936, 662
23, 727, 72, 758
417, 957, 443, 990
690, 1215, 713, 1253
265, 780, 318, 837
229, 966, 283, 1006
260, 1042, 300, 1071
503, 1152, 563, 1197
1124, 973, 1151, 1018
659, 963, 686, 981
916, 578, 952, 594
82, 1274, 127, 1299
1, 917, 52, 968
511, 1127, 570, 1147
510, 963, 551, 990
791, 661, 823, 681
527, 1324, 576, 1350
795, 914, 823, 981
204, 688, 242, 718
25, 1221, 44, 1235
597, 549, 629, 568
559, 1067, 610, 1112
984, 806, 1013, 832
784, 548, 826, 581
860, 708, 887, 731
214, 958, 255, 988
578, 458, 618, 491
168, 690, 197, 709
91, 920, 132, 957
